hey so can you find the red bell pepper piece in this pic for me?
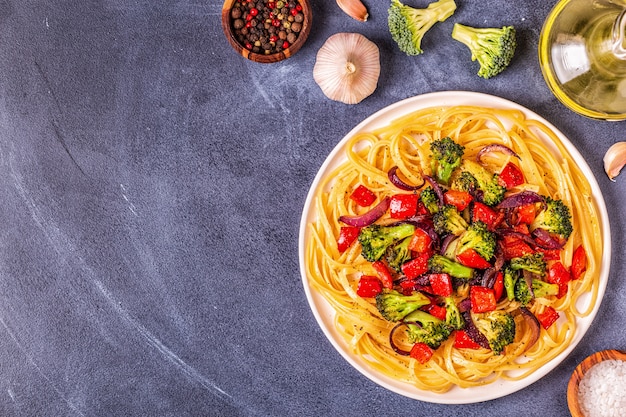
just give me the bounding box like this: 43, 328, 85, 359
428, 273, 453, 297
408, 228, 432, 253
536, 306, 560, 329
500, 235, 534, 260
472, 201, 503, 230
470, 286, 497, 313
454, 330, 481, 349
444, 190, 473, 212
336, 226, 360, 253
350, 185, 376, 207
571, 245, 587, 280
546, 261, 571, 298
425, 303, 447, 320
401, 252, 430, 280
389, 193, 419, 219
536, 248, 561, 261
498, 162, 525, 189
515, 203, 537, 225
372, 261, 394, 289
356, 276, 383, 298
456, 248, 492, 269
410, 342, 433, 364
493, 271, 504, 301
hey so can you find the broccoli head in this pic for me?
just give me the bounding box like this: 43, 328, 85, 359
428, 254, 474, 279
433, 204, 468, 236
404, 309, 453, 349
430, 137, 465, 184
444, 296, 465, 330
358, 223, 416, 262
455, 220, 497, 261
388, 0, 457, 56
471, 310, 516, 354
458, 160, 506, 206
385, 236, 413, 272
451, 23, 517, 79
514, 277, 559, 306
420, 186, 440, 214
451, 170, 478, 194
510, 252, 547, 276
375, 289, 431, 321
530, 196, 573, 240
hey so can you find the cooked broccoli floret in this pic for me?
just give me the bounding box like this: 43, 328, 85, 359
388, 0, 457, 56
385, 236, 413, 272
514, 277, 559, 306
428, 254, 474, 279
510, 252, 547, 276
451, 23, 517, 79
444, 296, 465, 330
430, 137, 465, 184
375, 289, 431, 321
420, 186, 440, 214
455, 220, 497, 261
457, 160, 506, 206
471, 310, 516, 354
503, 265, 519, 301
404, 309, 453, 349
358, 223, 416, 262
530, 196, 573, 240
433, 204, 468, 236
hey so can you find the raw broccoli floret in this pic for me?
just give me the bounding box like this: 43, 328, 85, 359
510, 252, 547, 276
471, 310, 516, 354
404, 309, 453, 349
388, 0, 457, 56
457, 160, 506, 206
420, 186, 440, 214
444, 296, 464, 330
385, 236, 413, 272
375, 289, 431, 321
514, 277, 559, 306
530, 196, 573, 240
455, 220, 497, 261
358, 223, 416, 262
433, 204, 468, 236
430, 137, 465, 184
503, 265, 519, 301
451, 23, 517, 79
428, 254, 474, 279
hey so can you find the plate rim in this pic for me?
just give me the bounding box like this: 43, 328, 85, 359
298, 90, 611, 404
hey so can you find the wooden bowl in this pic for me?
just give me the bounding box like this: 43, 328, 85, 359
221, 0, 312, 64
567, 349, 626, 417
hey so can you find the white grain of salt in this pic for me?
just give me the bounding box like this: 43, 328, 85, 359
578, 360, 626, 417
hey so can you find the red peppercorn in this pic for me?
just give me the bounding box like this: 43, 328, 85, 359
290, 8, 298, 16
249, 7, 258, 16
246, 13, 253, 21
245, 42, 253, 49
268, 1, 276, 8
272, 18, 280, 27
245, 21, 252, 28
270, 35, 278, 43
282, 40, 290, 49
296, 4, 302, 11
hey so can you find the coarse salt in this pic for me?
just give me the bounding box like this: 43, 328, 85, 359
578, 359, 626, 417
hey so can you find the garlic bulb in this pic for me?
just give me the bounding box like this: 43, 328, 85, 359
313, 33, 380, 105
604, 141, 626, 181
336, 0, 368, 22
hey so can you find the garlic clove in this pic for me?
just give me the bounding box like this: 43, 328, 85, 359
603, 142, 626, 181
336, 0, 368, 22
313, 33, 380, 105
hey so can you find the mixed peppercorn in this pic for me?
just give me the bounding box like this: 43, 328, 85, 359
230, 0, 305, 55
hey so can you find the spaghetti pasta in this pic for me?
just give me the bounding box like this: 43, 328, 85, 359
304, 105, 603, 393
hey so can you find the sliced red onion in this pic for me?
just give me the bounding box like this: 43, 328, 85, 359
497, 191, 544, 209
388, 166, 424, 191
496, 229, 537, 248
462, 311, 490, 349
424, 175, 444, 206
531, 228, 565, 250
339, 197, 390, 227
440, 234, 458, 255
523, 270, 534, 297
477, 144, 520, 163
519, 307, 541, 351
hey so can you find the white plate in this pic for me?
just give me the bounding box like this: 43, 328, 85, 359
298, 91, 611, 404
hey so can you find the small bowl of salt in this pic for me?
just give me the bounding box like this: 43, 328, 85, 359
567, 349, 626, 417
